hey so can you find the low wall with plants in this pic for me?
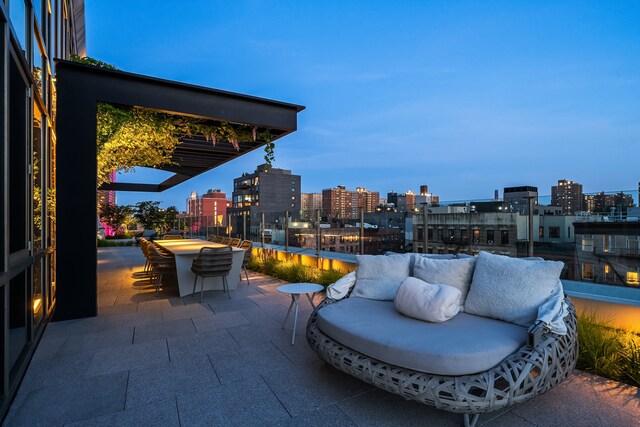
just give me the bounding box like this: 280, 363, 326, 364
578, 313, 639, 387
246, 257, 346, 287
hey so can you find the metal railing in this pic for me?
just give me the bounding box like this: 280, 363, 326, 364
171, 187, 640, 294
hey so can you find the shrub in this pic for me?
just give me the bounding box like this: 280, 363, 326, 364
246, 256, 347, 288
621, 339, 640, 386
577, 312, 640, 387
262, 258, 280, 277
317, 269, 346, 286
105, 232, 134, 239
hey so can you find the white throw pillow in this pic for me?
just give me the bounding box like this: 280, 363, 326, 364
394, 277, 461, 322
464, 251, 564, 327
351, 255, 411, 300
325, 271, 357, 300
413, 257, 476, 311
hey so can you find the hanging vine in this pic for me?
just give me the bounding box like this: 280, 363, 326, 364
70, 56, 278, 188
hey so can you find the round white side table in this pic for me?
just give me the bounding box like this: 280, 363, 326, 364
277, 283, 324, 345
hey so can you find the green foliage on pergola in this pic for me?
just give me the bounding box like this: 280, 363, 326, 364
96, 102, 274, 188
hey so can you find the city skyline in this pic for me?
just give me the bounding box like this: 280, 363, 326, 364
84, 1, 640, 208
117, 169, 639, 211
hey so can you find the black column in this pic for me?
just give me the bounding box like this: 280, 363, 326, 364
54, 66, 98, 320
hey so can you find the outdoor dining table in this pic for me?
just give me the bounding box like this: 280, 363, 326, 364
154, 239, 245, 297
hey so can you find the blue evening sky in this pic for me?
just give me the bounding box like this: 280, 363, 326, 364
85, 1, 640, 209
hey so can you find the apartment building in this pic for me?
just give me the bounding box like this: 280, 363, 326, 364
322, 185, 379, 220
551, 179, 583, 214
301, 193, 322, 220
229, 164, 301, 237
186, 189, 231, 226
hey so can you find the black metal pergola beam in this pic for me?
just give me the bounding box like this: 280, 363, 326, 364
55, 60, 304, 320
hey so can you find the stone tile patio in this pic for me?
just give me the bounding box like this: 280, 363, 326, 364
4, 246, 640, 426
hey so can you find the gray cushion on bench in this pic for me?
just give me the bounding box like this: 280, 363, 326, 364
316, 297, 527, 376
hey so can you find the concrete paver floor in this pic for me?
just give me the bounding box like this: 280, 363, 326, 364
4, 246, 640, 426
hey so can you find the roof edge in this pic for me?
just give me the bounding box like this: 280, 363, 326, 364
55, 59, 305, 112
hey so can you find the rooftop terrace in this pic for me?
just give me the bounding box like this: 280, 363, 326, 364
4, 247, 640, 426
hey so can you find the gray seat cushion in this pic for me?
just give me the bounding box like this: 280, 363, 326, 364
316, 297, 527, 376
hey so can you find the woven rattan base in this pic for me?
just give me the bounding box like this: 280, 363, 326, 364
306, 297, 578, 426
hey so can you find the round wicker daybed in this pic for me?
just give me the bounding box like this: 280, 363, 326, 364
306, 294, 578, 427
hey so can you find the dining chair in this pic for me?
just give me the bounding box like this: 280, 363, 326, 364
161, 234, 183, 240
147, 244, 176, 296
238, 240, 253, 285
191, 246, 234, 302
139, 238, 151, 274
229, 238, 241, 247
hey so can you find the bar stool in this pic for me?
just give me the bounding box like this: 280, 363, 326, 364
191, 246, 234, 302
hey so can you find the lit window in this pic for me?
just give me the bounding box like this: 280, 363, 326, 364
582, 263, 594, 280
627, 272, 639, 286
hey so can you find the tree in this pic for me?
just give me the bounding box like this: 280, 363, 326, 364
163, 206, 179, 232
99, 202, 133, 234
133, 201, 165, 231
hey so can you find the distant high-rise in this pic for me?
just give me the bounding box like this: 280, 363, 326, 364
229, 164, 301, 232
494, 189, 499, 201
583, 191, 634, 214
405, 190, 416, 212
503, 186, 538, 214
301, 193, 322, 220
323, 186, 379, 219
551, 180, 583, 214
420, 185, 429, 196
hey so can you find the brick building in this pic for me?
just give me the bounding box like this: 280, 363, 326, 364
322, 186, 379, 220
186, 189, 230, 226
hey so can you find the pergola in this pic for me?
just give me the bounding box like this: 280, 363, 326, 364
55, 60, 304, 320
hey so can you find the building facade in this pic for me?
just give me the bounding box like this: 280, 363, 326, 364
503, 186, 538, 214
301, 192, 322, 220
229, 164, 301, 238
291, 226, 403, 255
412, 212, 519, 257
186, 189, 230, 227
574, 221, 640, 287
551, 179, 583, 214
0, 0, 84, 416
322, 185, 379, 220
